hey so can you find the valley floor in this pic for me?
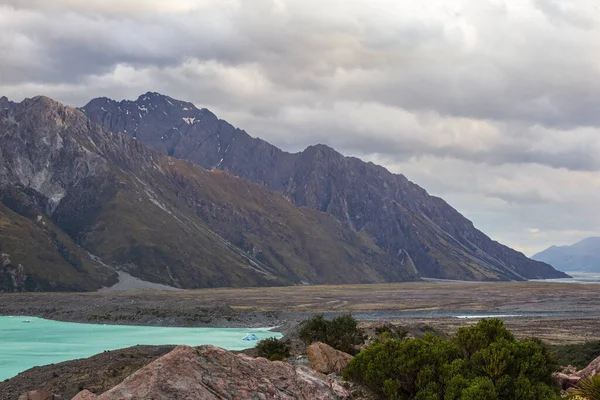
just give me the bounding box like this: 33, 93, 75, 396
1, 281, 599, 343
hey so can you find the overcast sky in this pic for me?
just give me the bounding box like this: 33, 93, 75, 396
2, 0, 600, 255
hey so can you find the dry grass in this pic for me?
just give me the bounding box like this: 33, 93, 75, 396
2, 281, 600, 344
128, 281, 600, 313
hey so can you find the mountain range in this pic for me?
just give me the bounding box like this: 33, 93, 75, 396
0, 93, 567, 291
532, 237, 600, 273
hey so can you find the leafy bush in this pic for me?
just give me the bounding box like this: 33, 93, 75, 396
299, 314, 329, 344
256, 337, 291, 361
571, 374, 600, 400
549, 340, 600, 370
343, 318, 560, 400
299, 314, 365, 354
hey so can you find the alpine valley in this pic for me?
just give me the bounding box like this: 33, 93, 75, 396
0, 93, 567, 291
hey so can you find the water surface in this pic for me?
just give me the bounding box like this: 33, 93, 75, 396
0, 317, 281, 381
531, 271, 600, 284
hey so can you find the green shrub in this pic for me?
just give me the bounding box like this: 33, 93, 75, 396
343, 318, 561, 400
299, 314, 365, 354
571, 374, 600, 400
375, 323, 408, 341
256, 337, 291, 361
549, 340, 600, 370
299, 314, 329, 344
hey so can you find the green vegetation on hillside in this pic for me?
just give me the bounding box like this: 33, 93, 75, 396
343, 318, 560, 400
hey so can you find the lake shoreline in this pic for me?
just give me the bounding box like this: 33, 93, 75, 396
0, 345, 176, 400
2, 281, 600, 340
2, 282, 600, 399
0, 316, 282, 383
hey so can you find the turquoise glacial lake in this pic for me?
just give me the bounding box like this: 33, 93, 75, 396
0, 316, 281, 381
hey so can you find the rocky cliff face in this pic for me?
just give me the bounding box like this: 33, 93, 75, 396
0, 96, 416, 291
84, 92, 567, 281
0, 96, 16, 111
0, 99, 118, 291
72, 345, 350, 399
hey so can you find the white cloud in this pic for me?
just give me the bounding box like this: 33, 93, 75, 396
1, 0, 231, 15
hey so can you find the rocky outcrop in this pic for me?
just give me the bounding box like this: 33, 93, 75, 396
84, 92, 568, 281
0, 96, 16, 111
71, 390, 96, 400
552, 372, 581, 391
307, 342, 354, 375
0, 345, 174, 400
576, 355, 600, 379
0, 253, 27, 291
18, 390, 58, 400
73, 345, 350, 399
553, 355, 600, 391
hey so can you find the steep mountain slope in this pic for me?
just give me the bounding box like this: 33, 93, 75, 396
532, 237, 600, 272
0, 187, 117, 292
84, 92, 567, 281
0, 96, 415, 291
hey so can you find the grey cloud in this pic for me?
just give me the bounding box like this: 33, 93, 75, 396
224, 106, 600, 173
2, 0, 600, 252
483, 190, 553, 206
353, 138, 600, 172
3, 0, 600, 129
0, 6, 246, 85
534, 0, 597, 29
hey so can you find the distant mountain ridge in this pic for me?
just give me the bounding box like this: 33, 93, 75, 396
83, 92, 567, 281
532, 237, 600, 273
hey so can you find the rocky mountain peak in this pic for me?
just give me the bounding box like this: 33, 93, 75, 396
20, 95, 64, 113
302, 143, 341, 159
1, 96, 108, 214
0, 96, 16, 111
15, 95, 90, 130
136, 91, 189, 109
305, 143, 336, 152
138, 91, 162, 100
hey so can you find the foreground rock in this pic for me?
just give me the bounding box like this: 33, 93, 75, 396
577, 354, 600, 379
552, 372, 581, 391
74, 345, 350, 399
307, 342, 353, 375
18, 390, 58, 400
71, 391, 95, 400
0, 346, 173, 400
553, 354, 600, 391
